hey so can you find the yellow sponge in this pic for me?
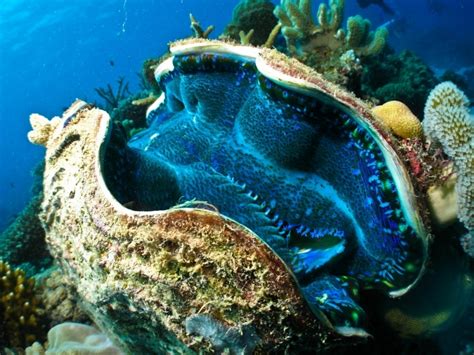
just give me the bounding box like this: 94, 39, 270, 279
372, 100, 423, 139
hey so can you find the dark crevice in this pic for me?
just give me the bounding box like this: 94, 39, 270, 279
48, 133, 81, 162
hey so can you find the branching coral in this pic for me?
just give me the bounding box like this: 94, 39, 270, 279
0, 261, 45, 348
273, 0, 388, 85
274, 0, 344, 54
189, 14, 214, 39
223, 0, 278, 46
239, 29, 255, 45
110, 93, 151, 139
95, 77, 131, 111
423, 82, 474, 256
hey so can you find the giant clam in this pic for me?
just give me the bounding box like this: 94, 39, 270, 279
30, 39, 428, 352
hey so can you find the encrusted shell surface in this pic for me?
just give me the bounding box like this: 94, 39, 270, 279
34, 100, 329, 353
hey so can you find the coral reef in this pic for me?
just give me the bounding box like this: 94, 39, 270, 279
189, 14, 214, 39
95, 77, 150, 139
361, 50, 439, 117
0, 261, 45, 348
393, 135, 455, 228
27, 114, 61, 146
423, 82, 474, 256
95, 77, 131, 111
25, 322, 123, 355
396, 138, 452, 193
0, 163, 51, 276
142, 57, 163, 94
222, 0, 278, 46
36, 268, 89, 326
273, 0, 388, 86
110, 92, 151, 139
372, 101, 423, 139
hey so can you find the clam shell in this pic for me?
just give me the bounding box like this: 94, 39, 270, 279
38, 100, 330, 353
35, 39, 429, 352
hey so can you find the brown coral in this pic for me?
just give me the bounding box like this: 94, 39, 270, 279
142, 57, 163, 94
273, 0, 388, 86
189, 13, 214, 39
0, 261, 45, 348
223, 0, 278, 46
36, 268, 88, 326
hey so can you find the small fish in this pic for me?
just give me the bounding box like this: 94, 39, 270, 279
109, 60, 115, 67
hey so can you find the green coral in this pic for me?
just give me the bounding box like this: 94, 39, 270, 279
189, 14, 214, 39
423, 82, 474, 257
0, 163, 52, 277
274, 0, 344, 55
0, 261, 46, 348
273, 0, 388, 86
361, 50, 439, 117
346, 15, 388, 57
274, 0, 387, 56
111, 93, 151, 139
95, 77, 153, 140
142, 57, 163, 94
223, 0, 278, 46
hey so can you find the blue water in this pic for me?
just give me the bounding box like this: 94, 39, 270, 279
0, 0, 473, 229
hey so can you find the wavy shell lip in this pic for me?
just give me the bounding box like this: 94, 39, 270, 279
170, 38, 262, 59
156, 39, 429, 297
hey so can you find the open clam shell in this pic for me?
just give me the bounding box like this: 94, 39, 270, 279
33, 39, 429, 352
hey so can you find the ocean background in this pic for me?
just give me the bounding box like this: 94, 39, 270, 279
0, 0, 473, 229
